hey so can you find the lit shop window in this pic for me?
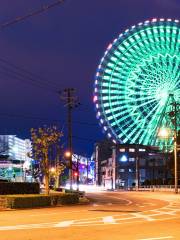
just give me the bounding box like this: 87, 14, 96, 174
129, 158, 135, 162
129, 148, 135, 152
139, 148, 146, 152
119, 148, 125, 152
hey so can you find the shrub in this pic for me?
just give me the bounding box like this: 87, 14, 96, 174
7, 195, 51, 208
63, 189, 85, 198
56, 193, 79, 205
0, 182, 40, 195
4, 193, 79, 209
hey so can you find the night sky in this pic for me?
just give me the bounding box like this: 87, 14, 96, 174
0, 0, 179, 156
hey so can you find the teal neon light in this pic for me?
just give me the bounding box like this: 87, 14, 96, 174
94, 19, 180, 147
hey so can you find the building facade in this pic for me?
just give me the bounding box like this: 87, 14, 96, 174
0, 135, 33, 181
94, 139, 172, 189
72, 154, 95, 184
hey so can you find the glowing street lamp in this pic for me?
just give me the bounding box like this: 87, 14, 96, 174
158, 127, 170, 139
64, 151, 72, 158
158, 124, 178, 193
50, 167, 55, 173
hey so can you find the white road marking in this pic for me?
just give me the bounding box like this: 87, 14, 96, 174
131, 212, 154, 221
54, 220, 74, 228
138, 236, 174, 240
1, 199, 180, 230
92, 203, 99, 207
0, 222, 57, 231
108, 195, 132, 205
145, 203, 156, 206
29, 210, 86, 217
103, 216, 116, 224
151, 210, 176, 216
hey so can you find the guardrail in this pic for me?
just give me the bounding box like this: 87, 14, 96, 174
132, 185, 180, 192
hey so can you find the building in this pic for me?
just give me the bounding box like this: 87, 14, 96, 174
0, 135, 33, 181
72, 154, 95, 184
94, 139, 172, 189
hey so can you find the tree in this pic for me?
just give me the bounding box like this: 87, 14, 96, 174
31, 126, 63, 195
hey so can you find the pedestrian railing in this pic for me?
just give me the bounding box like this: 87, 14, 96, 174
134, 185, 180, 192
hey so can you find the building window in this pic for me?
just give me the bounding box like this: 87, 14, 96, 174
119, 148, 125, 152
139, 148, 146, 152
129, 148, 135, 152
129, 158, 135, 162
120, 155, 128, 162
129, 169, 133, 173
139, 159, 145, 166
140, 169, 146, 177
119, 169, 125, 172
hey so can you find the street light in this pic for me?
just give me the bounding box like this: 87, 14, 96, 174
64, 151, 71, 158
158, 126, 178, 193
158, 127, 170, 139
50, 167, 55, 173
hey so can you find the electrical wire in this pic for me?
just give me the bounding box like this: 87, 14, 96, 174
0, 112, 98, 127
0, 57, 60, 90
0, 59, 61, 93
0, 0, 65, 30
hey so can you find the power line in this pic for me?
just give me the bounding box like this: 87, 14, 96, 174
0, 112, 98, 127
72, 136, 98, 143
0, 0, 65, 30
0, 58, 61, 93
0, 57, 60, 90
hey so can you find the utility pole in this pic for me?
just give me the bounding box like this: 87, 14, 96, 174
173, 101, 178, 193
168, 94, 179, 194
60, 88, 80, 190
77, 155, 80, 191
135, 145, 139, 191
157, 93, 179, 193
86, 157, 89, 185
67, 88, 73, 189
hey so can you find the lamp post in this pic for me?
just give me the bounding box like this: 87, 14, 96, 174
158, 126, 178, 193
135, 145, 139, 191
173, 101, 178, 194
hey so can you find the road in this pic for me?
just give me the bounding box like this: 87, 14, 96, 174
1, 191, 180, 240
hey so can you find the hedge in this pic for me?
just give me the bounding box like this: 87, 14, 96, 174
0, 182, 40, 195
55, 188, 85, 197
3, 193, 79, 209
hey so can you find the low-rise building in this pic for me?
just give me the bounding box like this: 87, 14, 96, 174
0, 135, 33, 181
94, 139, 172, 189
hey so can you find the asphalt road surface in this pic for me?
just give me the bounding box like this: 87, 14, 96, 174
1, 191, 180, 240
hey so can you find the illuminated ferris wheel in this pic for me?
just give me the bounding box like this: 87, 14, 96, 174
94, 18, 180, 147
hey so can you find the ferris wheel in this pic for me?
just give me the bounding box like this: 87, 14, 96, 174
94, 18, 180, 148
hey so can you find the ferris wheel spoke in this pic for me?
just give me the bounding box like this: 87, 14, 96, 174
95, 19, 180, 148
